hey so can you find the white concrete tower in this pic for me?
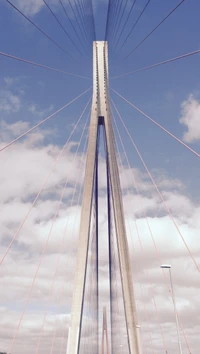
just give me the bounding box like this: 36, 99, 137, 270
66, 41, 141, 354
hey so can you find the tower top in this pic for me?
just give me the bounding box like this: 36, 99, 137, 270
93, 41, 109, 117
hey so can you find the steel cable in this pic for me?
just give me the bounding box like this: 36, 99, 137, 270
67, 0, 89, 49
0, 88, 91, 153
112, 101, 192, 353
35, 110, 90, 354
52, 127, 89, 354
113, 109, 169, 353
0, 51, 91, 80
111, 88, 200, 159
43, 0, 82, 56
110, 0, 124, 44
105, 0, 116, 40
59, 0, 87, 53
123, 0, 186, 61
0, 94, 91, 267
110, 0, 137, 52
106, 0, 120, 41
73, 0, 90, 46
105, 0, 111, 40
5, 0, 74, 60
111, 0, 129, 48
111, 92, 200, 274
112, 48, 200, 79
6, 98, 92, 354
115, 0, 151, 57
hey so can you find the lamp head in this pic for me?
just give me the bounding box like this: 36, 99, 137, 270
160, 264, 171, 269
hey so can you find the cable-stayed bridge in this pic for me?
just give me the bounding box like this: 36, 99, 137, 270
0, 1, 200, 354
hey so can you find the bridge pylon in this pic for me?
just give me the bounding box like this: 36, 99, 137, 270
66, 41, 142, 354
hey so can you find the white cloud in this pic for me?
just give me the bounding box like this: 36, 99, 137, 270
4, 76, 28, 97
4, 75, 27, 88
0, 76, 31, 114
179, 94, 200, 143
0, 120, 29, 137
12, 0, 45, 16
0, 89, 21, 113
11, 0, 72, 17
28, 103, 54, 117
4, 76, 19, 87
10, 0, 100, 18
0, 120, 199, 354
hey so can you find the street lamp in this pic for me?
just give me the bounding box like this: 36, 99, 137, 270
160, 264, 183, 354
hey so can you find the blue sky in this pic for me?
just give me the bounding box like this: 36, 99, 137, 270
1, 0, 200, 193
0, 1, 200, 354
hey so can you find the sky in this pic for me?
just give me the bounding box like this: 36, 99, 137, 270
0, 0, 200, 353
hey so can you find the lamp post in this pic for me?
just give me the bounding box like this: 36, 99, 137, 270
160, 264, 183, 354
